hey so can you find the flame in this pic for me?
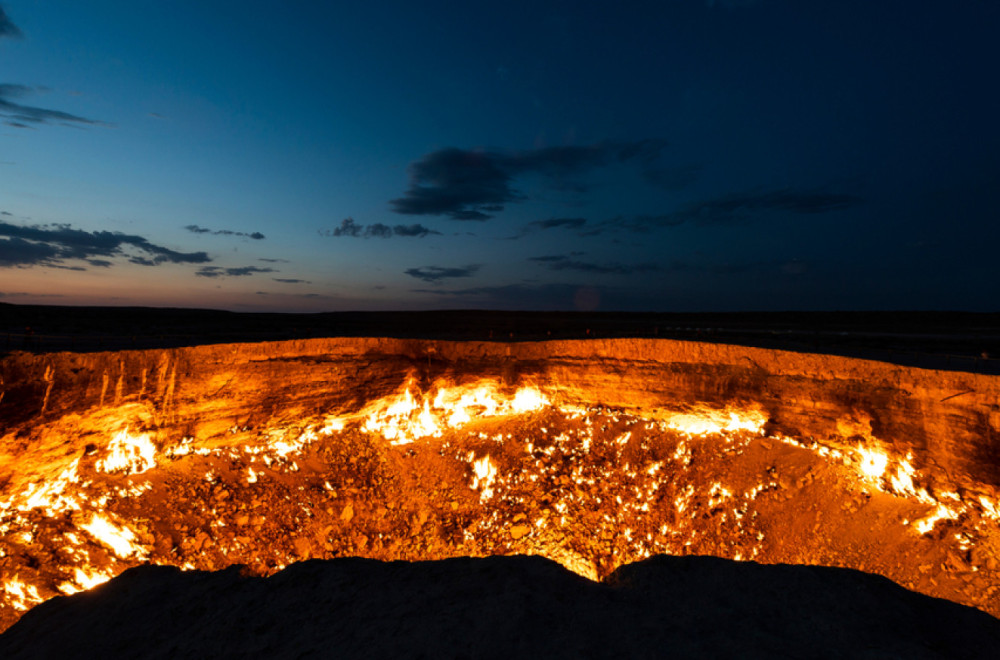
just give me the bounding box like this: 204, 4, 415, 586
10, 459, 83, 515
60, 567, 114, 594
357, 379, 550, 445
664, 407, 767, 437
3, 579, 42, 612
96, 428, 157, 475
80, 514, 148, 559
913, 504, 960, 535
470, 454, 498, 502
857, 445, 889, 480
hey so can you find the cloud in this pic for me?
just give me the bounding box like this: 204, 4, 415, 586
0, 84, 107, 128
0, 291, 64, 299
530, 254, 661, 275
506, 216, 593, 239
573, 188, 863, 235
404, 264, 481, 283
185, 224, 265, 240
195, 266, 276, 278
533, 217, 589, 231
0, 221, 210, 268
0, 236, 59, 266
320, 217, 440, 238
670, 189, 862, 225
273, 278, 310, 284
390, 140, 668, 220
258, 257, 289, 263
0, 6, 22, 39
411, 282, 651, 311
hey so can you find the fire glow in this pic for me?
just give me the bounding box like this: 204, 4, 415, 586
1, 375, 998, 632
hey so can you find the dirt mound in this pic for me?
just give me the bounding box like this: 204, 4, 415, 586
2, 554, 998, 660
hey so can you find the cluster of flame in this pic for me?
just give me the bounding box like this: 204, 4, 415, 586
355, 380, 549, 445
1, 376, 998, 623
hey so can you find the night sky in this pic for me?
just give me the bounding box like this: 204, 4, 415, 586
1, 1, 997, 312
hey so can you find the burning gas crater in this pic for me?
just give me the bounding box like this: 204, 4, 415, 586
2, 376, 1000, 631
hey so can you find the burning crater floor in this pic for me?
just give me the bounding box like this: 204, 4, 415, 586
1, 336, 1000, 652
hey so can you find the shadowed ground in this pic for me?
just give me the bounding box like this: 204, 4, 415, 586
2, 555, 999, 659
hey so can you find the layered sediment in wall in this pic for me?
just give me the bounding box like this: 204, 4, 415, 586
3, 338, 998, 489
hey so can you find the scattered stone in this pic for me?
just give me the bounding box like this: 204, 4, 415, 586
947, 551, 970, 572
340, 504, 354, 523
293, 538, 312, 558
510, 525, 530, 540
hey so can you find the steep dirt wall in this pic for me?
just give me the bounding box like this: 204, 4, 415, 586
2, 337, 998, 490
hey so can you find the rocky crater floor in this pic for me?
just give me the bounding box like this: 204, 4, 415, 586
0, 336, 999, 649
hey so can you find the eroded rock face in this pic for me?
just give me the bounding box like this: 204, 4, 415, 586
1, 337, 999, 631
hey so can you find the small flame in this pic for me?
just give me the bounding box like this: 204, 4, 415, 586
96, 428, 157, 475
73, 567, 114, 590
857, 445, 889, 480
80, 514, 147, 559
913, 504, 960, 535
3, 579, 43, 612
470, 454, 498, 502
14, 459, 83, 514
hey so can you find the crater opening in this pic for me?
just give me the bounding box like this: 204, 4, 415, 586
1, 336, 999, 631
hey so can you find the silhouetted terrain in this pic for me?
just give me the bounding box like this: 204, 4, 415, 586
2, 303, 998, 373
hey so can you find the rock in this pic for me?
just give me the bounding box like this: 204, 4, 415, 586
947, 550, 970, 572
510, 525, 530, 540
340, 504, 354, 523
193, 532, 211, 552
293, 538, 312, 558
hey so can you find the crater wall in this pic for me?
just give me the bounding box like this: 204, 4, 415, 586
2, 337, 998, 491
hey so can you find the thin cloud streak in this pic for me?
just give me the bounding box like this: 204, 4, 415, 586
195, 266, 277, 278
530, 254, 661, 275
518, 188, 863, 236
0, 84, 108, 128
404, 264, 481, 283
185, 224, 265, 240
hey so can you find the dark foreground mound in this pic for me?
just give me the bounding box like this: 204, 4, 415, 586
2, 555, 999, 659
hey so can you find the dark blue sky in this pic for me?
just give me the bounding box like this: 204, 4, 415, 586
1, 1, 997, 311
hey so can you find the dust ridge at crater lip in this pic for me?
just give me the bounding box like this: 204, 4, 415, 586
1, 319, 1000, 652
